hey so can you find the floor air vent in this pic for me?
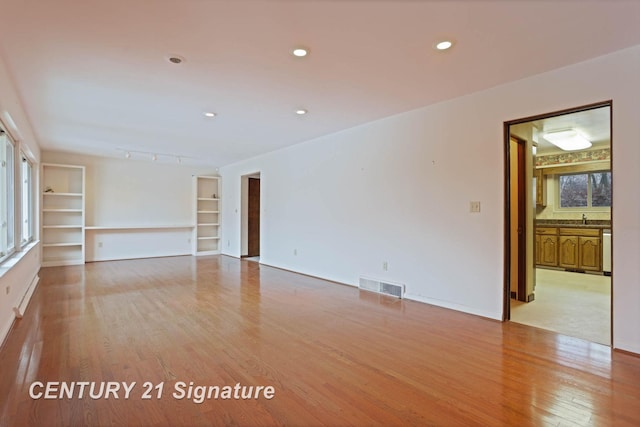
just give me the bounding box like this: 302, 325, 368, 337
359, 277, 404, 298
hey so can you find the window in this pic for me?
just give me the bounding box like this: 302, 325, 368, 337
21, 153, 33, 244
559, 171, 611, 208
1, 128, 16, 260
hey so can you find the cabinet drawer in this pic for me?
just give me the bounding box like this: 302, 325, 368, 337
559, 228, 600, 237
536, 227, 558, 235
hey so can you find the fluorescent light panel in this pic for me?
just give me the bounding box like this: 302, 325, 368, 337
543, 129, 592, 151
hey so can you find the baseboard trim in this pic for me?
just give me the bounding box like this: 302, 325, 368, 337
13, 274, 40, 318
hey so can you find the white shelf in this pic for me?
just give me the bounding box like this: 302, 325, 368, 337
85, 225, 194, 230
43, 209, 83, 213
193, 176, 221, 255
41, 163, 86, 266
43, 192, 83, 197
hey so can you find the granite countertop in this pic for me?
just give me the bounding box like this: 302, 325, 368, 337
536, 219, 611, 229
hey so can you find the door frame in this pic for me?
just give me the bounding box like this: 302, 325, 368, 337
503, 100, 613, 325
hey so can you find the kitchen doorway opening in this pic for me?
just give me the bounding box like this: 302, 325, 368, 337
504, 102, 612, 345
241, 172, 261, 261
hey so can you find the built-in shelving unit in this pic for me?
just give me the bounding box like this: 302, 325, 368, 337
41, 163, 85, 266
193, 176, 220, 255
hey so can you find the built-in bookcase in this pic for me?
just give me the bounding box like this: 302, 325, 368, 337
193, 176, 220, 255
41, 163, 85, 266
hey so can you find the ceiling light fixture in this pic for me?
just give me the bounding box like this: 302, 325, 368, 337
543, 129, 592, 151
203, 112, 216, 118
119, 149, 192, 164
295, 109, 307, 115
167, 55, 185, 64
434, 40, 454, 51
291, 47, 309, 57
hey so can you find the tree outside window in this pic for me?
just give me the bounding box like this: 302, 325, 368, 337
559, 172, 611, 208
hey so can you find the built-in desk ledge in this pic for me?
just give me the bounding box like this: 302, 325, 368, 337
85, 225, 195, 230
536, 219, 611, 229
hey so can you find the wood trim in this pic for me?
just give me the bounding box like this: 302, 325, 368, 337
506, 100, 613, 126
503, 123, 512, 320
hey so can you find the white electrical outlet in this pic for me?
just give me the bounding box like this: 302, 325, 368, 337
294, 249, 298, 256
98, 242, 103, 248
470, 201, 481, 213
383, 261, 388, 271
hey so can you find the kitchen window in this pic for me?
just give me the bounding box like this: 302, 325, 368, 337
558, 171, 611, 209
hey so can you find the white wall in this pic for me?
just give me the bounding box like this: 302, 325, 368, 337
42, 151, 216, 261
221, 45, 640, 353
0, 52, 42, 346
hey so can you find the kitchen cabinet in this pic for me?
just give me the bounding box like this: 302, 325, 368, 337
536, 226, 602, 272
558, 228, 601, 272
536, 227, 558, 267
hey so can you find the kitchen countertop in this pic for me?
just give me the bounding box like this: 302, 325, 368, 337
536, 219, 611, 229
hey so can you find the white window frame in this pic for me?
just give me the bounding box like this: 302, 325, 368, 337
21, 152, 34, 245
0, 126, 16, 262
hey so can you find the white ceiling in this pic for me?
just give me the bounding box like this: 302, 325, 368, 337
511, 106, 611, 155
0, 1, 639, 167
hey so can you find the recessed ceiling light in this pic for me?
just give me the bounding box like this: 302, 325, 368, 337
203, 112, 216, 118
434, 40, 454, 51
296, 109, 307, 115
291, 47, 309, 57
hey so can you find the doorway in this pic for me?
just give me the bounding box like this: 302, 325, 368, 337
241, 173, 261, 260
505, 102, 612, 345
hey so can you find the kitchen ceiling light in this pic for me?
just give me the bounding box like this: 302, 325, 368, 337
543, 130, 592, 151
295, 109, 307, 115
203, 112, 216, 118
291, 47, 309, 57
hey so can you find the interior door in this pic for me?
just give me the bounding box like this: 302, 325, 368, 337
247, 177, 260, 257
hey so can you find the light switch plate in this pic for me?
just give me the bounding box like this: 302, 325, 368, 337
470, 201, 481, 213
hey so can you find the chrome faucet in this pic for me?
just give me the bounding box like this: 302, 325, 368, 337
582, 213, 587, 225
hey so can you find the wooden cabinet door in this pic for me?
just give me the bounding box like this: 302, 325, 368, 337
559, 236, 579, 269
579, 237, 601, 271
539, 235, 558, 267
535, 234, 541, 265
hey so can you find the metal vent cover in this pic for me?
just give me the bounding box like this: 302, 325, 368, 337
359, 277, 404, 299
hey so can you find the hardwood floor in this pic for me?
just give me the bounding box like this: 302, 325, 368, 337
1, 255, 639, 426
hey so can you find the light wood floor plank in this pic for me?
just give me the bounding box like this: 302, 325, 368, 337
1, 255, 639, 426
